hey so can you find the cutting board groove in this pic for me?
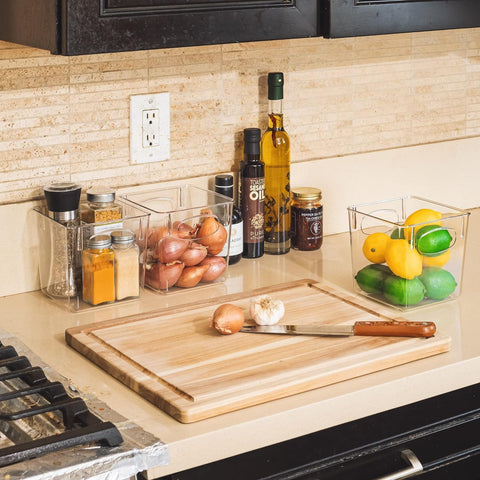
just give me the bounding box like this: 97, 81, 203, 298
66, 280, 451, 423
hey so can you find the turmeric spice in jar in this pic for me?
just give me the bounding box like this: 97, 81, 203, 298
82, 234, 115, 306
111, 229, 140, 301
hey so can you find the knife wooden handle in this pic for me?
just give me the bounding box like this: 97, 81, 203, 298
353, 320, 436, 338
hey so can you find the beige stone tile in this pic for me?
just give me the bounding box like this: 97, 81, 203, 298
1, 28, 480, 204
69, 50, 149, 65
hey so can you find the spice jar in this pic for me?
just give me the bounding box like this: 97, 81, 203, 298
82, 234, 115, 306
111, 229, 140, 301
80, 186, 123, 224
290, 187, 323, 251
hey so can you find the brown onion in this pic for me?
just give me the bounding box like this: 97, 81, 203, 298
211, 304, 245, 335
179, 244, 208, 266
200, 256, 227, 282
153, 236, 189, 263
176, 265, 209, 288
146, 261, 184, 290
196, 216, 227, 256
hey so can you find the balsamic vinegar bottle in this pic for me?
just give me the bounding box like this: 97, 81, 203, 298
261, 72, 291, 255
242, 128, 265, 258
215, 174, 243, 265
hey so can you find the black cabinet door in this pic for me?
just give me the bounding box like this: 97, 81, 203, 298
0, 0, 318, 55
62, 0, 318, 55
321, 0, 480, 38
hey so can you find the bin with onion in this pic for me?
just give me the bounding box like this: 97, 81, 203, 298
122, 185, 233, 292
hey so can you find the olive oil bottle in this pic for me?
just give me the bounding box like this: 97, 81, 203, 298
261, 72, 291, 255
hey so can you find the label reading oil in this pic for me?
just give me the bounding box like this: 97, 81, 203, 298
242, 177, 265, 244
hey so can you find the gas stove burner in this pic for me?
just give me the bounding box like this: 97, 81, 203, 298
0, 342, 122, 466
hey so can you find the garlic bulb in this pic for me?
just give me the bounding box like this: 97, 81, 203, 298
250, 295, 285, 325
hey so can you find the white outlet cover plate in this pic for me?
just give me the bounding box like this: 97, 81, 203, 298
130, 93, 170, 164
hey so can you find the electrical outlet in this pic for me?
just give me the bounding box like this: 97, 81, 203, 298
130, 93, 170, 164
142, 109, 160, 148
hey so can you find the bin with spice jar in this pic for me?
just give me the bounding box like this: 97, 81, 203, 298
34, 194, 150, 312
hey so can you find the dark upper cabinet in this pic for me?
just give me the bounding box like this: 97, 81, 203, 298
0, 0, 319, 55
321, 0, 480, 38
1, 1, 480, 56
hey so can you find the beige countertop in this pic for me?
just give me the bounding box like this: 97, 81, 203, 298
1, 210, 480, 478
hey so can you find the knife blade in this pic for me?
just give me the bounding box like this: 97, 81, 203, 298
240, 320, 436, 338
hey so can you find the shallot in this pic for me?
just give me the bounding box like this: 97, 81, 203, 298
180, 244, 208, 267
211, 304, 245, 335
196, 214, 227, 256
146, 261, 184, 290
173, 221, 194, 239
147, 226, 169, 248
154, 236, 189, 263
200, 256, 227, 282
176, 265, 209, 288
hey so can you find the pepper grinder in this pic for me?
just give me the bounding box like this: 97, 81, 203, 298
43, 182, 82, 298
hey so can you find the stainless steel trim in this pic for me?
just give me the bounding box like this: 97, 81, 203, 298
47, 209, 78, 223
375, 449, 423, 480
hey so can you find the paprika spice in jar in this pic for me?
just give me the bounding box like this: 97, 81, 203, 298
82, 234, 115, 306
290, 187, 323, 251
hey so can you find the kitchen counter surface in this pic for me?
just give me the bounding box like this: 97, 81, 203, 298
1, 209, 480, 478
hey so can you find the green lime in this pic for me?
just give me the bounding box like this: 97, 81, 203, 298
390, 228, 405, 239
415, 225, 452, 256
383, 275, 425, 306
418, 267, 457, 300
355, 264, 392, 295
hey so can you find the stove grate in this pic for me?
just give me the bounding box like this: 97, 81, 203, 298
0, 342, 123, 467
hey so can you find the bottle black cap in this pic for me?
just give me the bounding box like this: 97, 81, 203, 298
268, 72, 284, 101
215, 174, 234, 188
215, 174, 234, 200
244, 128, 261, 156
43, 182, 82, 213
244, 128, 261, 143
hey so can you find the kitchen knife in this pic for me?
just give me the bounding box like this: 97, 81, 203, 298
240, 320, 436, 338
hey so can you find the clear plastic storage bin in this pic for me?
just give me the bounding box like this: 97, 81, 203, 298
34, 198, 150, 311
122, 184, 233, 293
348, 196, 470, 310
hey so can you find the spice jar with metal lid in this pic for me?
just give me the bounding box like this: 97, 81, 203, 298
111, 229, 140, 301
290, 187, 323, 251
82, 234, 115, 306
80, 186, 123, 224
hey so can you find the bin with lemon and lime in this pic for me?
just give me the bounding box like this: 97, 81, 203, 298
348, 196, 470, 310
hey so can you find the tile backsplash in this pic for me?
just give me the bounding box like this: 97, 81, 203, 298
1, 28, 480, 205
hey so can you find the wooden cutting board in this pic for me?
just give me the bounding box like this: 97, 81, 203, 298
65, 280, 451, 423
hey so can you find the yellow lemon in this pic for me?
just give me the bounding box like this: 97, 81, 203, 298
385, 239, 423, 279
422, 248, 451, 267
362, 232, 390, 263
404, 208, 442, 240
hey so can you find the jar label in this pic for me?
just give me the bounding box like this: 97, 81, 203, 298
291, 206, 323, 250
219, 221, 244, 257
